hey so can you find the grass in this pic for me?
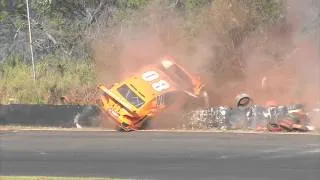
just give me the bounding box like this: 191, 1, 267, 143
0, 176, 126, 180
0, 58, 96, 105
0, 0, 285, 105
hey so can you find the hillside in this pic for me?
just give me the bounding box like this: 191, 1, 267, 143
0, 0, 319, 106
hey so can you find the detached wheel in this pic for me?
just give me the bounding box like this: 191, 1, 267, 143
235, 93, 253, 108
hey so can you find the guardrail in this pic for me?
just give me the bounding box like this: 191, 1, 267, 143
0, 103, 318, 131
0, 104, 101, 127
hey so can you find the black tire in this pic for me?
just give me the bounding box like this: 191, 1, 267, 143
267, 123, 282, 132
235, 93, 253, 108
115, 125, 126, 132
140, 119, 152, 130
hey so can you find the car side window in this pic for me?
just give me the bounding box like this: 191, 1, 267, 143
156, 92, 178, 107
172, 65, 193, 85
156, 95, 164, 107
167, 65, 194, 91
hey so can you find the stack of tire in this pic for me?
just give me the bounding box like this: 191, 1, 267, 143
183, 93, 253, 130
182, 106, 232, 130
183, 93, 315, 132
267, 104, 314, 132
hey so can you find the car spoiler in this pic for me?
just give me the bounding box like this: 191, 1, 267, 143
98, 84, 137, 115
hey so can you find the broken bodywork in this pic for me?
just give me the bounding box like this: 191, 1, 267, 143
97, 56, 209, 131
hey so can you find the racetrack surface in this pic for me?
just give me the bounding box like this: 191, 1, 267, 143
1, 131, 320, 180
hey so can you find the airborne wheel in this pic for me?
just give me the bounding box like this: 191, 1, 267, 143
235, 93, 253, 108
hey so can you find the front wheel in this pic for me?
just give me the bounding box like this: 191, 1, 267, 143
115, 125, 126, 132
139, 118, 152, 130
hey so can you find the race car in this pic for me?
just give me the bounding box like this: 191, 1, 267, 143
97, 56, 209, 131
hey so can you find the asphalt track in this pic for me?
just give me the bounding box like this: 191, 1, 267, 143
1, 130, 320, 180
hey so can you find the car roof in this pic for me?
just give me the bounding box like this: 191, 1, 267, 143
115, 64, 180, 103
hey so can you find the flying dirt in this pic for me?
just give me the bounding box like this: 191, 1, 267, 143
66, 0, 320, 132
85, 56, 317, 132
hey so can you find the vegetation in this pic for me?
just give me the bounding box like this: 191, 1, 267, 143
0, 0, 286, 104
0, 57, 95, 104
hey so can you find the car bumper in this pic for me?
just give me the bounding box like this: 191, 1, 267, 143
102, 108, 140, 131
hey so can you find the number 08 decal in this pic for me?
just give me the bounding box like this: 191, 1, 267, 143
142, 71, 159, 81
152, 80, 170, 92
142, 71, 170, 92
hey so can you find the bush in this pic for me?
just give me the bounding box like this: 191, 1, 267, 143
0, 0, 286, 104
0, 57, 95, 104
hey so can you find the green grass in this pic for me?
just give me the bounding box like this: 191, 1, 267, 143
0, 0, 285, 105
0, 57, 96, 104
0, 176, 126, 180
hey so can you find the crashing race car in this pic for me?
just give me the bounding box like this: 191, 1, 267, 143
97, 56, 209, 131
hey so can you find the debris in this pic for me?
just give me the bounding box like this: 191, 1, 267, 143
183, 101, 316, 132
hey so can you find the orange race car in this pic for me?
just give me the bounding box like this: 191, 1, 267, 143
97, 56, 209, 131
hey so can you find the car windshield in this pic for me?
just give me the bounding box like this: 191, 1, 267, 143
117, 84, 145, 108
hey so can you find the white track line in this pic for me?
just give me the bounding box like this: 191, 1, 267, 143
1, 127, 320, 135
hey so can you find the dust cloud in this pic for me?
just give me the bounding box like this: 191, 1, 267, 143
90, 1, 214, 86
241, 0, 319, 108
89, 0, 320, 128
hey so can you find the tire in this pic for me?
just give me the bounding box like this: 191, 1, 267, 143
140, 118, 152, 130
115, 125, 126, 132
235, 93, 253, 108
267, 123, 283, 132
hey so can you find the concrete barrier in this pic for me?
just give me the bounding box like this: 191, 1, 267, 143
0, 104, 101, 127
